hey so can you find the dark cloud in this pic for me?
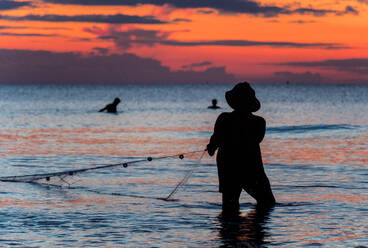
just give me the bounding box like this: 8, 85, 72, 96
91, 27, 345, 50
0, 14, 166, 24
0, 0, 31, 10
273, 71, 324, 83
42, 0, 286, 16
0, 49, 235, 84
197, 10, 215, 15
293, 8, 335, 16
341, 6, 359, 15
76, 37, 91, 41
0, 25, 24, 29
92, 47, 110, 55
0, 32, 57, 37
41, 0, 358, 17
172, 18, 191, 23
159, 40, 343, 49
182, 61, 212, 69
289, 20, 317, 24
37, 26, 72, 30
0, 25, 70, 30
293, 5, 358, 16
280, 58, 368, 75
92, 28, 171, 49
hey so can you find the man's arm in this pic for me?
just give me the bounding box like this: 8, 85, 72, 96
255, 117, 266, 143
207, 113, 227, 156
99, 105, 107, 112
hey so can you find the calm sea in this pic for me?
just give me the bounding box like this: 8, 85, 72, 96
0, 84, 367, 247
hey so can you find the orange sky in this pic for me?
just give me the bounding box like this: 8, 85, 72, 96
1, 0, 368, 83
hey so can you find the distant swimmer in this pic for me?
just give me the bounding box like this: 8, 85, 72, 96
208, 99, 221, 109
99, 97, 121, 113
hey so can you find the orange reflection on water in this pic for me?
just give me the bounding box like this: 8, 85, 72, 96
273, 208, 367, 244
3, 126, 367, 168
273, 191, 367, 205
262, 134, 368, 166
0, 198, 39, 208
0, 126, 210, 157
318, 193, 368, 204
65, 196, 116, 206
0, 193, 116, 208
293, 224, 366, 244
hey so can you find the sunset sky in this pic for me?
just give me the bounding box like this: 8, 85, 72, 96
1, 0, 368, 84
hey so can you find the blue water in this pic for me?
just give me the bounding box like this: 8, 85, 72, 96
0, 84, 367, 247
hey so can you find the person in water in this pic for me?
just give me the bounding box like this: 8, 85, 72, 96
99, 97, 121, 113
207, 82, 275, 213
208, 99, 221, 109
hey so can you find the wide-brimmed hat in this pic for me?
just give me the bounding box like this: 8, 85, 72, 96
225, 82, 260, 112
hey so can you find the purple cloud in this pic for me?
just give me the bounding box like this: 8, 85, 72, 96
182, 61, 212, 70
172, 18, 191, 23
0, 32, 58, 37
0, 49, 235, 84
92, 47, 110, 55
90, 27, 345, 50
0, 0, 31, 10
341, 6, 359, 15
89, 28, 171, 49
280, 58, 368, 75
0, 14, 166, 24
289, 20, 317, 24
41, 0, 358, 17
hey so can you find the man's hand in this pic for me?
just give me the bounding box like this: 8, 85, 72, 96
206, 144, 216, 156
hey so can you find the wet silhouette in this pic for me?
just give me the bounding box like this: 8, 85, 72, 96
208, 98, 221, 109
218, 205, 273, 247
207, 82, 275, 213
99, 97, 121, 113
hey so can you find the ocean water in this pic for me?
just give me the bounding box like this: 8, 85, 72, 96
0, 84, 367, 247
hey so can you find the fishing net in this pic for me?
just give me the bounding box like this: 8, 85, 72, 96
0, 150, 206, 198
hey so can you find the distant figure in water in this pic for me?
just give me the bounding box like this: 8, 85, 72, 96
207, 82, 275, 214
99, 97, 121, 113
208, 99, 221, 109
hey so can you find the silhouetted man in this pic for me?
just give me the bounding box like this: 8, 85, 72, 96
207, 82, 275, 214
99, 97, 121, 113
208, 99, 221, 109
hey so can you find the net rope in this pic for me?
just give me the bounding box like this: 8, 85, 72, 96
0, 150, 205, 184
165, 150, 207, 200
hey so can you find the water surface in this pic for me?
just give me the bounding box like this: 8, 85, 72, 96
0, 84, 367, 247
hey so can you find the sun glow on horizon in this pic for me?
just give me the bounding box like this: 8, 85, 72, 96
1, 0, 368, 83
